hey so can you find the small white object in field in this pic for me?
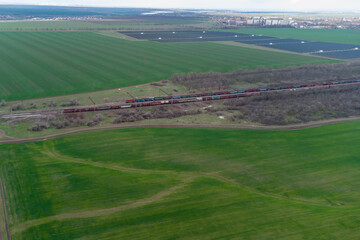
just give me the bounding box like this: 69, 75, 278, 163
219, 116, 225, 119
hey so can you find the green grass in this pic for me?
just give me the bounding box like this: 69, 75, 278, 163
0, 142, 183, 225
0, 21, 113, 30
0, 31, 335, 101
2, 121, 360, 239
221, 28, 360, 45
0, 19, 209, 31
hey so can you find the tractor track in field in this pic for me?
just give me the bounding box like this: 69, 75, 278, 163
10, 136, 349, 234
47, 144, 342, 206
11, 177, 194, 235
1, 117, 360, 144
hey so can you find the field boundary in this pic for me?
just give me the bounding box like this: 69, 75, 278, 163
1, 117, 360, 144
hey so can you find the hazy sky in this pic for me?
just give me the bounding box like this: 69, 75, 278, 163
2, 0, 360, 11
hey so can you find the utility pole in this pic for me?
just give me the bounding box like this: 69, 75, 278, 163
126, 92, 136, 100
89, 97, 96, 105
159, 88, 171, 97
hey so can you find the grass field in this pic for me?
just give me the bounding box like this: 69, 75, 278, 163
0, 21, 113, 30
2, 121, 360, 239
0, 31, 334, 101
0, 18, 210, 31
222, 28, 360, 45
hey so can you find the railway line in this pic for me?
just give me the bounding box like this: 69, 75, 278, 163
61, 79, 360, 114
1, 80, 360, 119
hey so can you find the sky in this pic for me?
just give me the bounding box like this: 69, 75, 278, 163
1, 0, 360, 12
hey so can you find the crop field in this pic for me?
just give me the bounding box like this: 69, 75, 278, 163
1, 122, 360, 239
235, 38, 307, 45
314, 49, 360, 59
0, 31, 333, 101
0, 21, 116, 30
222, 28, 360, 45
120, 30, 252, 42
122, 30, 360, 58
265, 41, 360, 53
0, 17, 211, 31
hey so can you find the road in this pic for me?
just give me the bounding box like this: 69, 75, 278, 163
1, 117, 360, 144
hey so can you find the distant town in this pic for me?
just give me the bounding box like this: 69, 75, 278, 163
215, 15, 360, 29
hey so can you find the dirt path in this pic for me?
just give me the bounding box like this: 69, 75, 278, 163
43, 143, 190, 176
12, 177, 194, 235
1, 117, 360, 144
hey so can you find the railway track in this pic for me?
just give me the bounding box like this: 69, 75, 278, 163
1, 80, 359, 119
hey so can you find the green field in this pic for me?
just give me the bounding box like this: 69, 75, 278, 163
0, 31, 335, 101
222, 28, 360, 45
0, 21, 113, 30
0, 19, 209, 31
2, 121, 360, 239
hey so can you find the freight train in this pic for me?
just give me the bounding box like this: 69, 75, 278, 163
63, 80, 360, 114
125, 80, 360, 103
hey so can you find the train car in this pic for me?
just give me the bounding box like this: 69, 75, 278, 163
63, 108, 76, 113
151, 102, 162, 106
121, 105, 132, 108
245, 89, 259, 92
131, 103, 142, 108
213, 91, 230, 95
142, 102, 152, 107
260, 88, 268, 91
126, 99, 136, 103
178, 99, 196, 103
212, 96, 221, 100
98, 106, 111, 111
110, 105, 120, 110
220, 95, 236, 99
154, 97, 164, 101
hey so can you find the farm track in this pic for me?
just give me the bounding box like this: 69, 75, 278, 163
1, 117, 360, 144
44, 145, 343, 207
12, 177, 195, 235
